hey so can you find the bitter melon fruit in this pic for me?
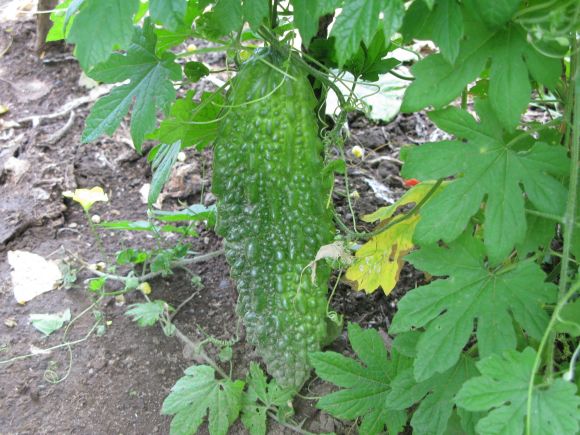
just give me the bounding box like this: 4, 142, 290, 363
212, 48, 335, 389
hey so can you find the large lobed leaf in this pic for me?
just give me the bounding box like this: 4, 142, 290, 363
402, 101, 569, 264
455, 348, 580, 434
401, 1, 562, 129
67, 0, 140, 70
82, 21, 182, 151
162, 365, 244, 435
386, 351, 480, 435
241, 363, 295, 435
390, 231, 557, 381
311, 323, 408, 435
149, 0, 188, 31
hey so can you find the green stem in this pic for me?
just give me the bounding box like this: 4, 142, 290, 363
175, 46, 230, 58
85, 210, 107, 260
388, 69, 415, 81
0, 320, 101, 365
559, 36, 580, 299
525, 280, 580, 435
524, 208, 566, 224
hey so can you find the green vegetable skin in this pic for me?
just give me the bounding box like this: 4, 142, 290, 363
213, 48, 335, 389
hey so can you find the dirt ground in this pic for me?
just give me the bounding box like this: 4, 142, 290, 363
0, 19, 438, 435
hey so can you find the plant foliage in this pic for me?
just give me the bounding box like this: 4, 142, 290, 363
50, 0, 579, 433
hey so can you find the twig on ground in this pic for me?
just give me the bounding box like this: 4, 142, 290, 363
17, 86, 111, 126
0, 32, 13, 58
44, 110, 76, 145
366, 155, 403, 166
170, 289, 201, 321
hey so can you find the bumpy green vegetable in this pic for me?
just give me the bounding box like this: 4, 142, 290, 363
212, 48, 335, 389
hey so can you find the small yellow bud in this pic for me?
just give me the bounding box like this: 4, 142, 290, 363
138, 282, 152, 295
239, 50, 252, 62
96, 262, 106, 271
186, 44, 197, 52
351, 145, 364, 159
350, 190, 360, 200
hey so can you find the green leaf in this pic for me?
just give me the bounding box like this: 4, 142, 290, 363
523, 44, 562, 90
516, 210, 555, 257
116, 248, 149, 265
390, 232, 557, 381
149, 0, 187, 31
88, 276, 107, 292
149, 141, 181, 207
400, 0, 431, 42
472, 0, 521, 28
402, 10, 562, 127
30, 309, 71, 336
430, 0, 463, 63
47, 0, 75, 42
488, 26, 531, 130
150, 90, 224, 150
401, 40, 488, 112
343, 30, 400, 82
82, 21, 181, 150
330, 0, 384, 66
243, 0, 270, 29
241, 363, 295, 435
67, 0, 140, 70
311, 323, 409, 434
155, 2, 200, 53
455, 348, 580, 434
400, 0, 463, 63
554, 299, 580, 337
402, 102, 569, 263
125, 301, 167, 327
382, 0, 405, 40
184, 61, 210, 82
162, 365, 244, 435
291, 0, 340, 47
386, 356, 478, 435
213, 0, 243, 34
150, 204, 217, 225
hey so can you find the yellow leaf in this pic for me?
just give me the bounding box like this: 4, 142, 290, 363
362, 182, 441, 223
346, 181, 446, 295
346, 215, 419, 295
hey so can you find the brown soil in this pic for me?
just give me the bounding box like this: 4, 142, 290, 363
0, 20, 435, 435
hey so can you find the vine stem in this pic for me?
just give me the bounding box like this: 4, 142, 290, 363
525, 280, 580, 435
83, 250, 224, 284
267, 411, 315, 435
558, 35, 580, 299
